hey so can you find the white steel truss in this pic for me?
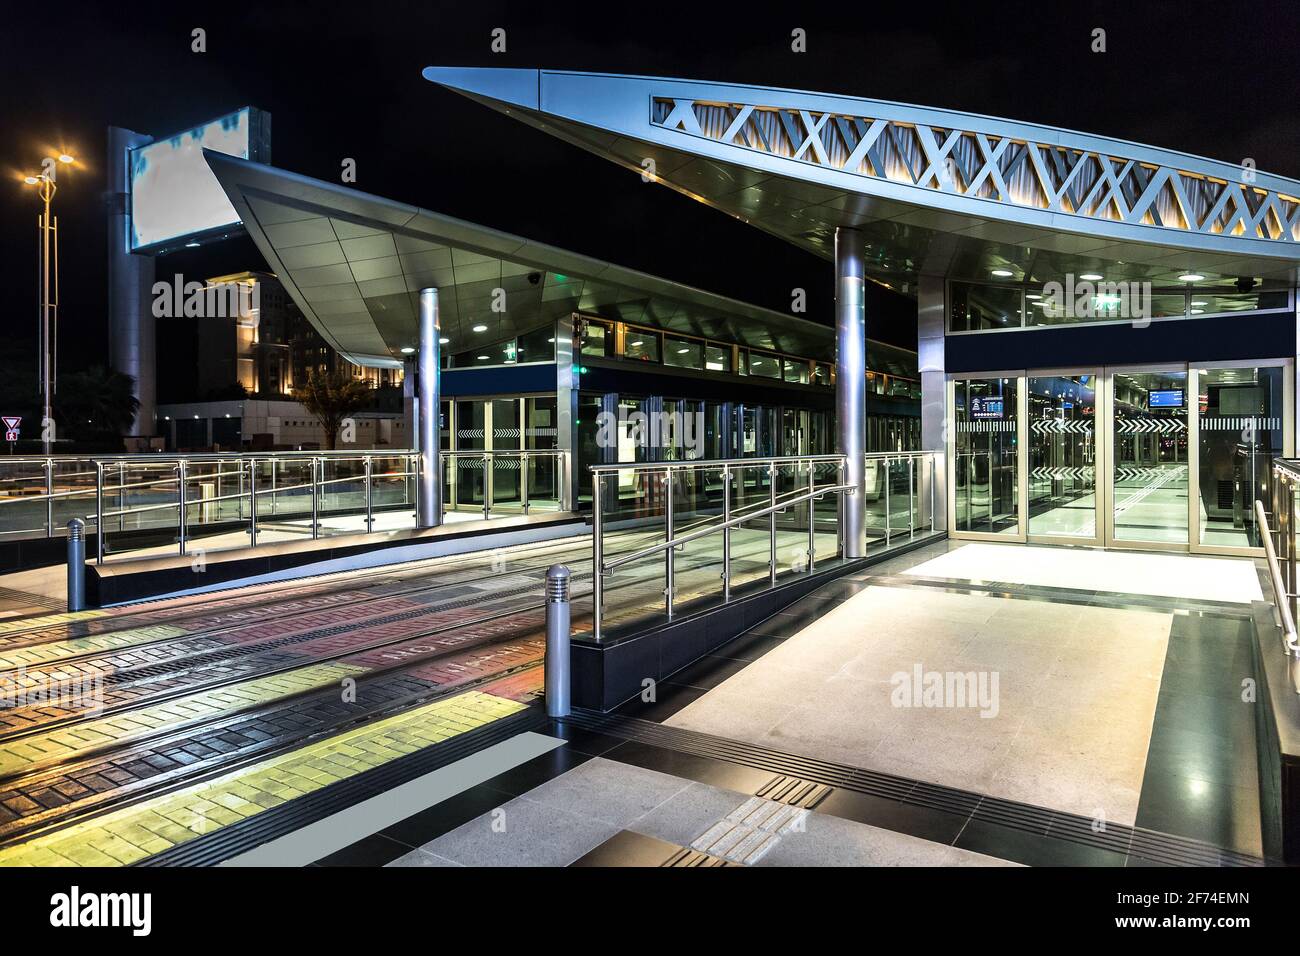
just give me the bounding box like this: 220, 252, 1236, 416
651, 98, 1300, 244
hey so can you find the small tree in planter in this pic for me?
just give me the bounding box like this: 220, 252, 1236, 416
293, 370, 372, 450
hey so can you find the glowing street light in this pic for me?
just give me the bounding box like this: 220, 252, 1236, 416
20, 151, 76, 454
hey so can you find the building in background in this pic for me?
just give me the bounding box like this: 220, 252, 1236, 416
157, 271, 406, 450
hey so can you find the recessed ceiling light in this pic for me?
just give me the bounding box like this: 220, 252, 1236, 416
1025, 293, 1042, 300
185, 241, 200, 248
1178, 273, 1205, 282
439, 336, 449, 344
991, 269, 1014, 277
473, 324, 488, 332
677, 348, 689, 354
400, 347, 415, 354
1191, 309, 1204, 315
1079, 273, 1103, 281
630, 340, 643, 347
547, 337, 555, 343
1191, 301, 1207, 307
477, 355, 489, 360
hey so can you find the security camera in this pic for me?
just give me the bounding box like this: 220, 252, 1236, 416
527, 272, 542, 285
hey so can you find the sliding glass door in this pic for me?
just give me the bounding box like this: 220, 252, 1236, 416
949, 361, 1292, 554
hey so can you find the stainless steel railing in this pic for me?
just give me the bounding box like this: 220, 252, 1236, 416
0, 449, 570, 563
589, 451, 939, 641
1264, 461, 1300, 692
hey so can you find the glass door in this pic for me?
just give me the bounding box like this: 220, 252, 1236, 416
1027, 371, 1102, 543
1108, 367, 1190, 548
1195, 363, 1286, 551
951, 375, 1022, 537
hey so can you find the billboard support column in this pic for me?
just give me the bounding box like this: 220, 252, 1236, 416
835, 227, 867, 558
107, 126, 157, 440
417, 288, 442, 528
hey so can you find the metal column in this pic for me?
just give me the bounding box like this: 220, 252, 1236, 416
835, 227, 867, 557
417, 287, 442, 528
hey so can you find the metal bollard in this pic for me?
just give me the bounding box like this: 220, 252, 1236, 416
544, 564, 571, 718
66, 519, 86, 612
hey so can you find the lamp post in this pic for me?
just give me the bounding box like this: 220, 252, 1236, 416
23, 152, 75, 454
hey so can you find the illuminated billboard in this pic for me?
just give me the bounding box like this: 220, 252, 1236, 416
128, 107, 271, 253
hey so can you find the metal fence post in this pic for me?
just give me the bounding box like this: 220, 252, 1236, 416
311, 457, 321, 539
483, 452, 492, 520
44, 458, 53, 538
364, 455, 373, 532
722, 464, 731, 602
248, 459, 258, 547
66, 519, 86, 612
118, 462, 125, 533
884, 457, 892, 547
592, 470, 604, 643
665, 466, 675, 619
806, 460, 816, 572
95, 461, 104, 564
521, 452, 530, 515
177, 460, 188, 556
768, 461, 778, 586
544, 564, 572, 718
908, 457, 916, 538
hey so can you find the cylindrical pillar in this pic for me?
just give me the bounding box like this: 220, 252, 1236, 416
544, 564, 571, 718
835, 227, 867, 557
417, 288, 442, 528
66, 518, 86, 612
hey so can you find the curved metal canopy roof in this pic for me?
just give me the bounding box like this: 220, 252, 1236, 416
203, 151, 863, 369
422, 68, 1300, 290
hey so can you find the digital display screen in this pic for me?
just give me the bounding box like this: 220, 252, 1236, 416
1149, 389, 1185, 409
129, 108, 268, 252
970, 396, 1004, 419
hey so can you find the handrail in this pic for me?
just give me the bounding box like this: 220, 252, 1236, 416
603, 481, 852, 572
589, 453, 847, 474
1257, 498, 1300, 657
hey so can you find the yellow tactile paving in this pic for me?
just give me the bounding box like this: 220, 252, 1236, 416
0, 625, 190, 671
0, 609, 109, 635
0, 661, 367, 776
0, 689, 525, 866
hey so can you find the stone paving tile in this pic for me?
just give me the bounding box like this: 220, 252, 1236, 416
0, 689, 526, 867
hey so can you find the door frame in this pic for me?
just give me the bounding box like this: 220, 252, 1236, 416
945, 370, 1027, 542
1025, 367, 1106, 548
947, 358, 1294, 556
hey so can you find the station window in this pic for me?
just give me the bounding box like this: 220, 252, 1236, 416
748, 351, 780, 379
623, 328, 661, 363
516, 324, 556, 363
664, 336, 703, 370
783, 358, 810, 384
812, 362, 832, 386
949, 281, 1021, 331
705, 344, 731, 372
581, 319, 613, 358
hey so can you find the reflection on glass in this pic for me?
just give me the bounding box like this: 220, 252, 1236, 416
1113, 370, 1188, 543
1028, 375, 1096, 538
1197, 366, 1282, 548
949, 282, 1022, 331
953, 377, 1019, 534
623, 330, 660, 362
664, 336, 702, 369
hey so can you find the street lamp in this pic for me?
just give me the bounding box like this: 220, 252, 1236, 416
21, 152, 74, 454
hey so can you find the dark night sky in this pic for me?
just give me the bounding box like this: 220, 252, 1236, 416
1, 0, 1297, 375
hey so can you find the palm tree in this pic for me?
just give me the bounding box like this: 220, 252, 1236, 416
54, 367, 140, 442
293, 370, 372, 450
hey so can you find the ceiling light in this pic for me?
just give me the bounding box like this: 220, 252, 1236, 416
1079, 273, 1103, 281
400, 347, 415, 354
1025, 293, 1041, 300
1178, 273, 1204, 282
547, 337, 555, 343
472, 324, 487, 332
476, 355, 489, 360
991, 269, 1014, 277
1191, 301, 1207, 307
677, 348, 689, 354
630, 340, 643, 347
57, 154, 74, 164
23, 175, 38, 185
185, 241, 200, 248
439, 337, 449, 344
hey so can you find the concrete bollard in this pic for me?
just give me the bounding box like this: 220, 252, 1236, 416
544, 564, 571, 718
67, 519, 86, 612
